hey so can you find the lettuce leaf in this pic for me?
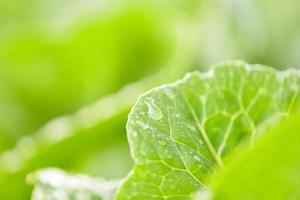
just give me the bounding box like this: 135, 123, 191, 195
116, 61, 300, 199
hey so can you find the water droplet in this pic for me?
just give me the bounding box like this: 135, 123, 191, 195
198, 139, 204, 145
193, 155, 201, 162
146, 98, 163, 121
136, 120, 149, 129
175, 113, 181, 118
185, 123, 196, 132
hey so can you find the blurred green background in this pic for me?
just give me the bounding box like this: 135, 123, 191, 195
0, 0, 300, 199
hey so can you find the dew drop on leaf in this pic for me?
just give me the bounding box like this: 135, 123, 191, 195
146, 98, 163, 121
193, 155, 201, 162
136, 120, 149, 129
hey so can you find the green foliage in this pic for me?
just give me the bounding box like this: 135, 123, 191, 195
27, 61, 300, 200
0, 4, 173, 152
29, 168, 120, 200
212, 116, 300, 200
2, 0, 300, 199
0, 65, 187, 200
115, 61, 300, 199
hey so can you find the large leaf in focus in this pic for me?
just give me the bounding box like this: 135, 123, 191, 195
29, 168, 120, 200
212, 116, 300, 200
116, 61, 300, 199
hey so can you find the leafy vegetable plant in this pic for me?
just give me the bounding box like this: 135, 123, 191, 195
31, 61, 300, 199
212, 116, 300, 200
29, 168, 120, 200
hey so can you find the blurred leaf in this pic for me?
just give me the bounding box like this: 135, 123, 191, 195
0, 4, 174, 152
225, 0, 300, 67
212, 116, 300, 200
115, 61, 300, 199
0, 62, 189, 200
29, 168, 120, 200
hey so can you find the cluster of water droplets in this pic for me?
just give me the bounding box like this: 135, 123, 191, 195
145, 97, 163, 121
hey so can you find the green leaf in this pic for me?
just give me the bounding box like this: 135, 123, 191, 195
0, 62, 188, 200
212, 116, 300, 200
28, 168, 120, 200
0, 4, 174, 152
116, 61, 300, 199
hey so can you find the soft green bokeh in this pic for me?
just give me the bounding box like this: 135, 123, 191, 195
0, 2, 174, 152
30, 168, 120, 200
0, 60, 189, 199
1, 0, 300, 199
212, 116, 300, 200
